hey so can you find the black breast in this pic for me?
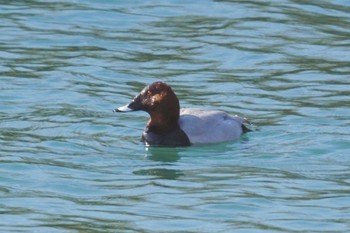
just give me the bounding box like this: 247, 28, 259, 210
142, 126, 191, 147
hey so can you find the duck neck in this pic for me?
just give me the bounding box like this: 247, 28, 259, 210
147, 110, 180, 134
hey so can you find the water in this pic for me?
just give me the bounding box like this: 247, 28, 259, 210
1, 0, 350, 232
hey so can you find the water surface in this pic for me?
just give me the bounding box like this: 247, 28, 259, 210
1, 0, 350, 232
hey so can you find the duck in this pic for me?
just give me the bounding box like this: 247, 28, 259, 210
114, 81, 251, 147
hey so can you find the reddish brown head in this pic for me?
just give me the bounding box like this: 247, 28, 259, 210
115, 81, 180, 133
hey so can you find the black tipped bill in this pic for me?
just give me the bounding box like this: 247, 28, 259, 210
113, 104, 133, 112
114, 94, 144, 113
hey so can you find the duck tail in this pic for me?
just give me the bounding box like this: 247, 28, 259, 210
241, 117, 256, 133
233, 115, 255, 134
242, 123, 252, 133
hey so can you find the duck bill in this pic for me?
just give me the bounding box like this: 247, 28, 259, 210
114, 94, 143, 112
114, 104, 134, 112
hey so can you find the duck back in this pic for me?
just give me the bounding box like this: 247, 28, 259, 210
179, 108, 246, 144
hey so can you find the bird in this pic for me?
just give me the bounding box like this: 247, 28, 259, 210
115, 81, 251, 147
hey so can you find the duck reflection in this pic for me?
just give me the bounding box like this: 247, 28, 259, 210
144, 146, 181, 162
133, 147, 183, 180
133, 168, 183, 180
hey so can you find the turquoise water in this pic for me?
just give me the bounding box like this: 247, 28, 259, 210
1, 0, 350, 232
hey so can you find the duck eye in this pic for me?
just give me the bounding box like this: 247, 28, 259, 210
147, 90, 152, 96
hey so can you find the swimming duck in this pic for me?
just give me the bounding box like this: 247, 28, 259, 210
115, 81, 250, 147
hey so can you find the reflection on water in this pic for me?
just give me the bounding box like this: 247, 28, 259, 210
134, 168, 183, 180
144, 147, 181, 162
1, 0, 350, 232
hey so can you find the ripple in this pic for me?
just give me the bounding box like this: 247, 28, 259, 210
1, 0, 350, 232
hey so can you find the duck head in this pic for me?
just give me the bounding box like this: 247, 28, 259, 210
115, 81, 180, 133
